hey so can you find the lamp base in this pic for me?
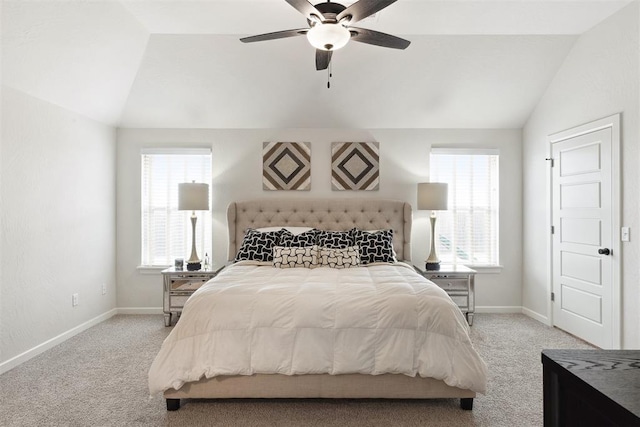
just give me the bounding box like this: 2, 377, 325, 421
186, 261, 202, 271
425, 262, 441, 271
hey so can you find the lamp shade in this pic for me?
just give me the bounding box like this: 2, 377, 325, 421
178, 182, 209, 211
306, 23, 351, 51
417, 183, 448, 211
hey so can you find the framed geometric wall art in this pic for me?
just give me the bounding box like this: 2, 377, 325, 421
331, 142, 379, 191
263, 142, 311, 191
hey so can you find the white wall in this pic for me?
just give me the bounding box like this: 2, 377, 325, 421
0, 88, 117, 369
116, 128, 522, 312
522, 2, 640, 348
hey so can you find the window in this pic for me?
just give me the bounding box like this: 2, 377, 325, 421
141, 148, 212, 267
430, 149, 499, 267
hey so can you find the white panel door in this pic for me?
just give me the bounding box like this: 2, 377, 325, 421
551, 116, 619, 349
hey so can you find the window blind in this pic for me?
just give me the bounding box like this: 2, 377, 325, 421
141, 149, 212, 267
430, 149, 499, 266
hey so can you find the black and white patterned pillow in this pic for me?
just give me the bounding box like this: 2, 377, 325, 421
234, 228, 284, 262
352, 229, 396, 264
318, 246, 360, 269
273, 246, 318, 268
316, 230, 354, 249
279, 229, 319, 247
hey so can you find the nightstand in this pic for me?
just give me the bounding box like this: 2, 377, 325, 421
414, 264, 476, 326
161, 266, 223, 326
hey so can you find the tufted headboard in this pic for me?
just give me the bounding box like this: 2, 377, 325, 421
227, 199, 412, 262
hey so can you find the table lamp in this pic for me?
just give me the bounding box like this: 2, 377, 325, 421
417, 182, 449, 271
178, 181, 209, 271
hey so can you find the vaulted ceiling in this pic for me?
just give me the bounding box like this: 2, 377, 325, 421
2, 0, 634, 128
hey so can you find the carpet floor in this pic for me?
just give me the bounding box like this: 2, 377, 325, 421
0, 314, 592, 426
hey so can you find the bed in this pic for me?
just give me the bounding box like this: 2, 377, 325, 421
149, 198, 487, 411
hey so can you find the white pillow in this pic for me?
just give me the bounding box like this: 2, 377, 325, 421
273, 246, 318, 268
257, 226, 314, 235
318, 246, 360, 269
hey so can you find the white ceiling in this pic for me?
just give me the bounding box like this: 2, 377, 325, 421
1, 0, 635, 128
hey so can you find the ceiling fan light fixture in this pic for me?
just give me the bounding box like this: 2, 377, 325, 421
306, 23, 350, 51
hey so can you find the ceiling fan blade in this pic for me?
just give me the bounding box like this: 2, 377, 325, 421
316, 49, 332, 70
337, 0, 398, 24
240, 28, 308, 43
285, 0, 324, 22
349, 27, 410, 49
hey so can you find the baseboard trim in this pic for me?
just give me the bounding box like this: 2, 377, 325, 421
522, 307, 550, 325
117, 307, 163, 315
0, 308, 118, 375
475, 306, 523, 314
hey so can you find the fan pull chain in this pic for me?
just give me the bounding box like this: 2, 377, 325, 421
327, 62, 333, 89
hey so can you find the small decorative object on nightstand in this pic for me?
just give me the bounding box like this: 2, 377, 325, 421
414, 264, 476, 325
162, 265, 222, 326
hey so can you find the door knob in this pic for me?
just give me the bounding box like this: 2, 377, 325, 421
598, 248, 611, 255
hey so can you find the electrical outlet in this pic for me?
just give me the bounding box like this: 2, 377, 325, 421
621, 227, 630, 242
72, 293, 79, 307
102, 284, 107, 295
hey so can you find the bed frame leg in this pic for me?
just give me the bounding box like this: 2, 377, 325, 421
166, 398, 180, 411
460, 398, 474, 410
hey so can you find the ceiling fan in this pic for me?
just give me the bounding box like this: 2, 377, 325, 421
240, 0, 410, 71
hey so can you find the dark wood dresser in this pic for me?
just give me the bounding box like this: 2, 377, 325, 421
542, 350, 640, 426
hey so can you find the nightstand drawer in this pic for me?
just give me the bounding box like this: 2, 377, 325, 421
171, 278, 210, 291
428, 277, 469, 291
169, 295, 190, 308
429, 278, 469, 292
450, 295, 469, 309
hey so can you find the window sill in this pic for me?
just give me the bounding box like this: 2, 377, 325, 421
466, 265, 503, 274
137, 265, 169, 275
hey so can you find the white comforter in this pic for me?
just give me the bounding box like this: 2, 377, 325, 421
148, 262, 487, 395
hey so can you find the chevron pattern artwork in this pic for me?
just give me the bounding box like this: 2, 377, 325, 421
331, 142, 379, 191
263, 142, 311, 191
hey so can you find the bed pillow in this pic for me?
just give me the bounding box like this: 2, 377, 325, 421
318, 246, 360, 269
352, 228, 397, 264
316, 230, 354, 249
279, 229, 319, 247
272, 246, 318, 268
234, 228, 285, 262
